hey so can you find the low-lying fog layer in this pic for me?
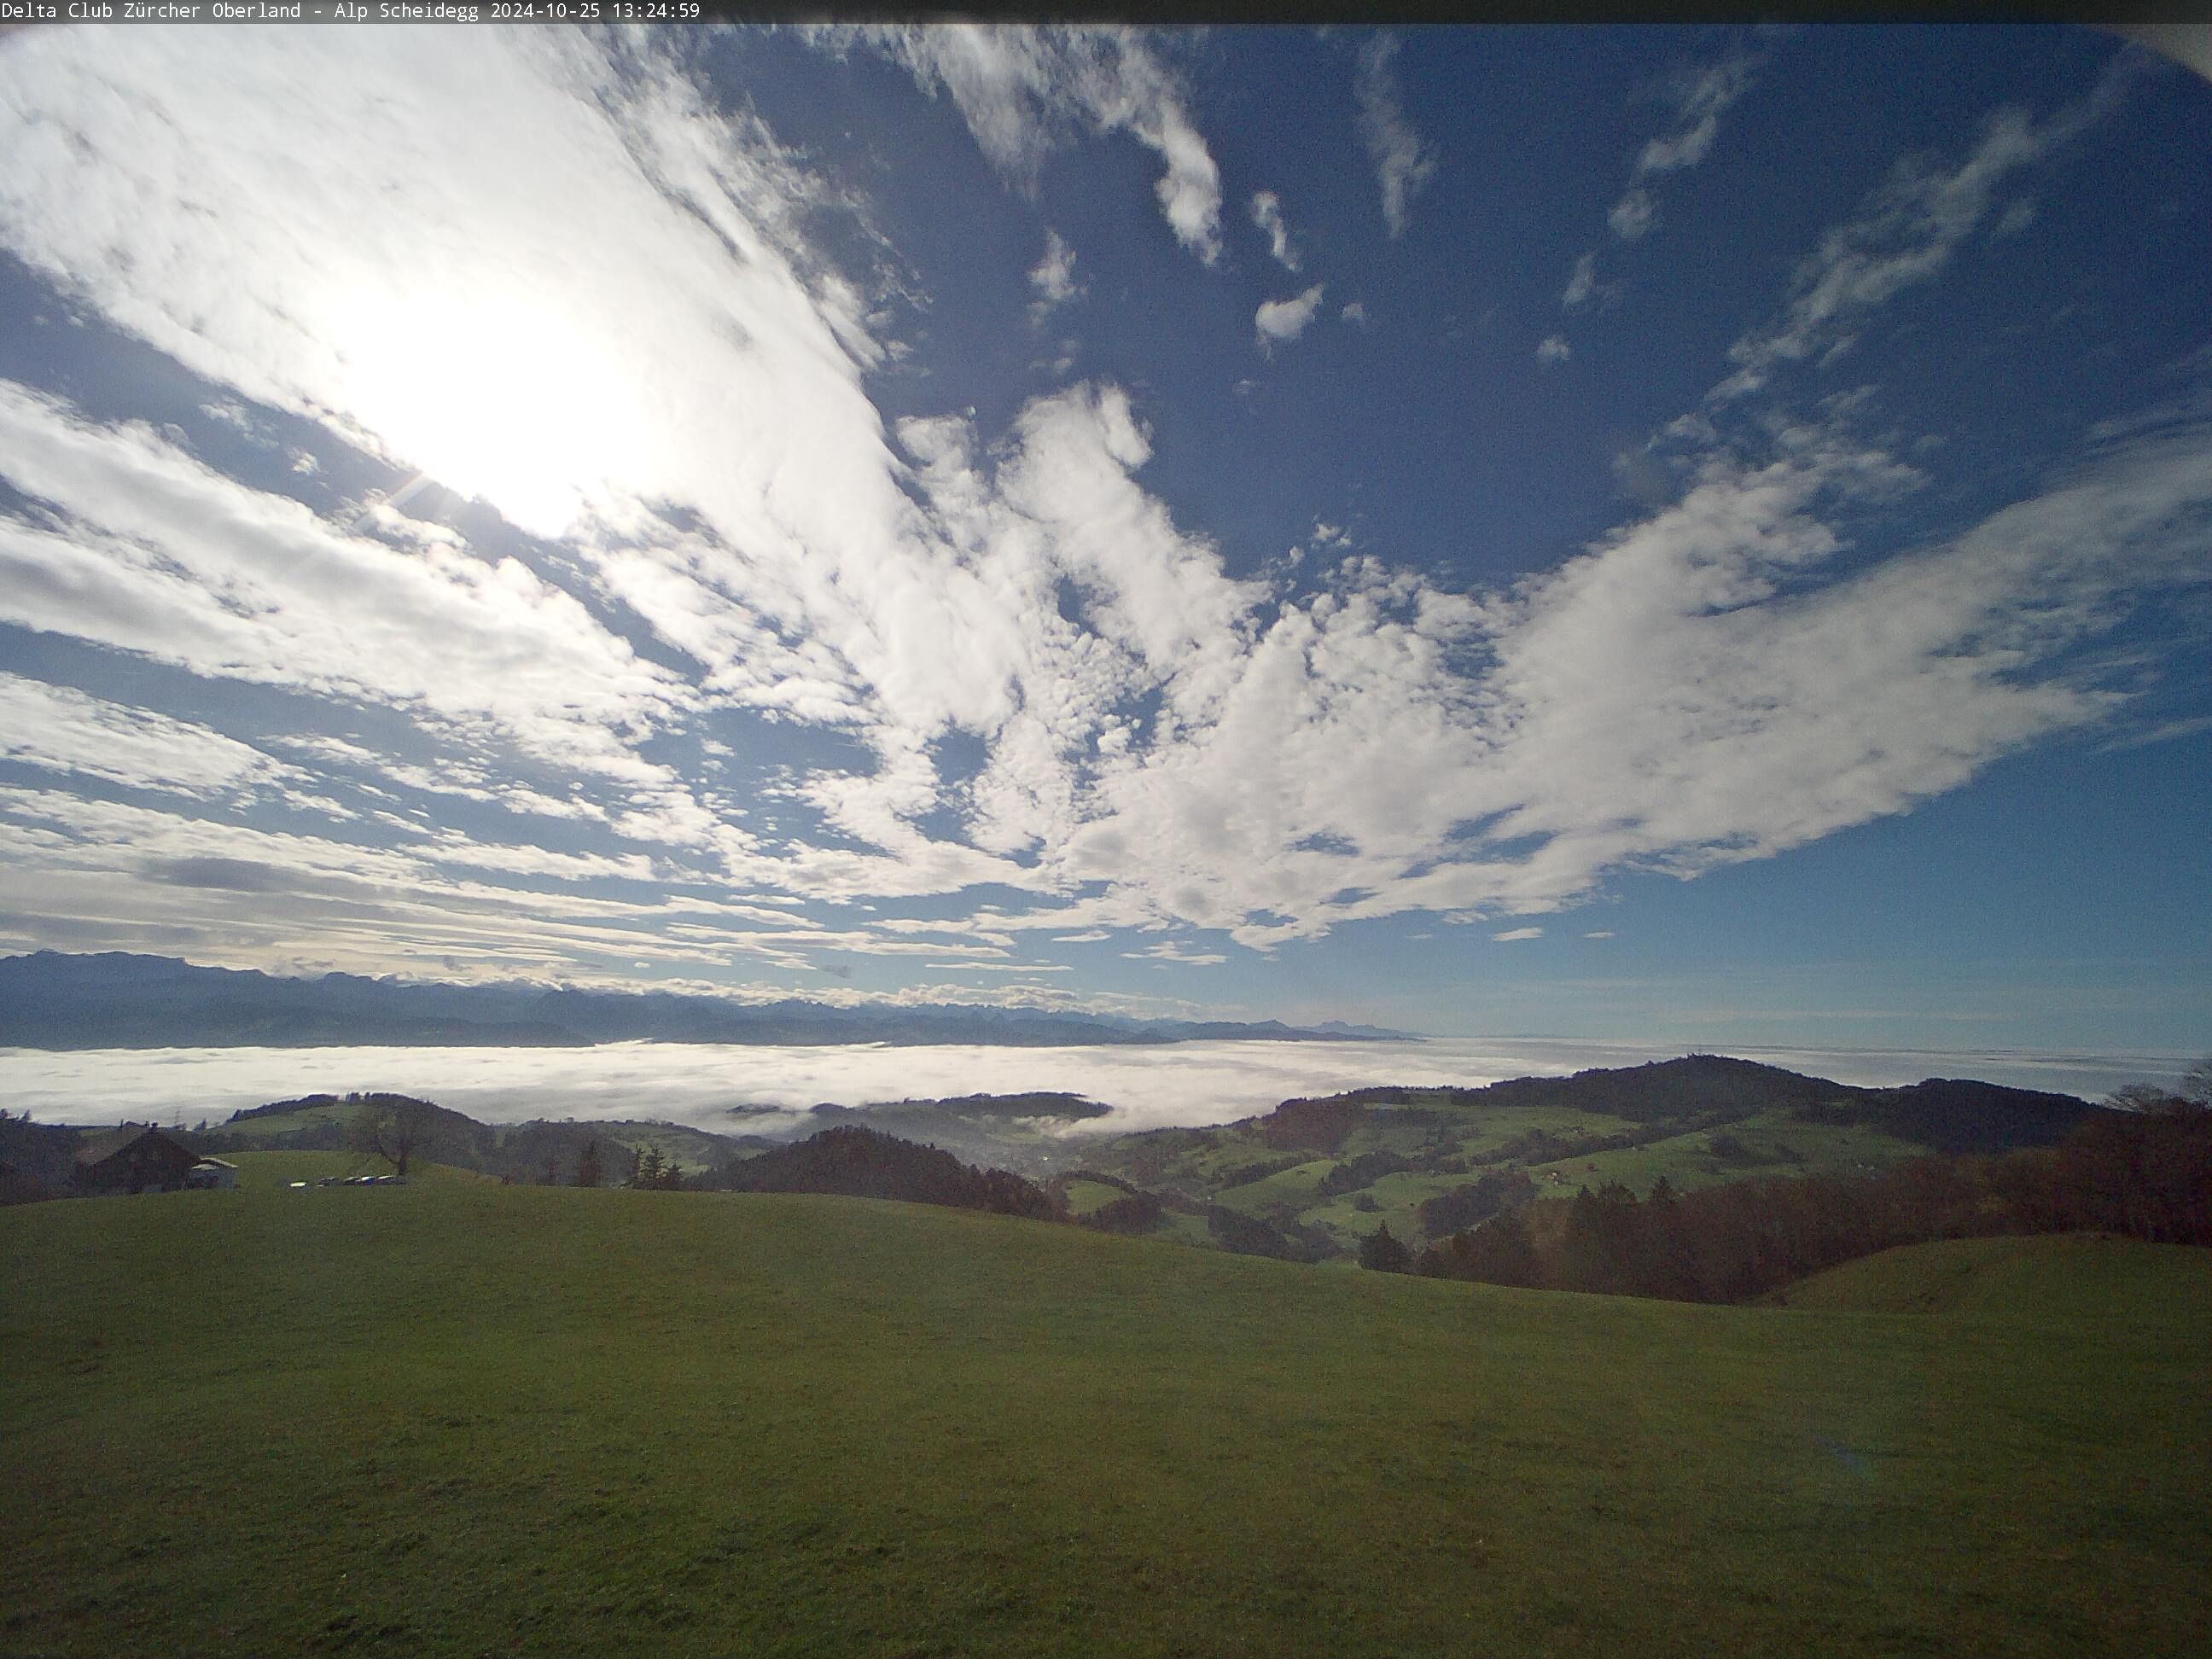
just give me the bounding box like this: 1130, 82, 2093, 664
0, 1039, 2188, 1133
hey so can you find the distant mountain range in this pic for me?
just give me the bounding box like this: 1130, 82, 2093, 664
0, 952, 1418, 1051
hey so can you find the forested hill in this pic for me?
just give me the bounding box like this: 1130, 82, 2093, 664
707, 1126, 1060, 1220
135, 1092, 772, 1191
1065, 1054, 2104, 1262
0, 951, 1412, 1050
1, 1094, 1064, 1213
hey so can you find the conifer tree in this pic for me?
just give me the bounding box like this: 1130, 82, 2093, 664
1359, 1221, 1412, 1272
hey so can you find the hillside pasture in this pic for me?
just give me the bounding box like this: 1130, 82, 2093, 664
1519, 1116, 1936, 1198
215, 1150, 500, 1190
3, 1187, 2205, 1657
1773, 1233, 2211, 1323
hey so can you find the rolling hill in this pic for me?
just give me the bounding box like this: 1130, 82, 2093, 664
1065, 1055, 2098, 1254
2, 1184, 2204, 1656
1772, 1232, 2210, 1322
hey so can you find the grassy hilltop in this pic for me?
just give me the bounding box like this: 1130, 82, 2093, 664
4, 1159, 2208, 1658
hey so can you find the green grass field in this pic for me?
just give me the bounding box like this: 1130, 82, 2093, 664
1057, 1178, 1128, 1218
1773, 1232, 2211, 1323
4, 1179, 2207, 1657
1077, 1086, 1956, 1255
213, 1150, 500, 1190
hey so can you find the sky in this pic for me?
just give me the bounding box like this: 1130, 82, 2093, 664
0, 22, 2205, 1053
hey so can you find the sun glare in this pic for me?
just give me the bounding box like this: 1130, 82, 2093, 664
337, 292, 648, 538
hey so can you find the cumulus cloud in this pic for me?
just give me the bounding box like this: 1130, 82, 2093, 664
1255, 284, 1326, 352
1249, 189, 1300, 270
1536, 335, 1572, 364
1354, 34, 1436, 238
1341, 300, 1369, 328
1492, 926, 1543, 941
847, 25, 1223, 263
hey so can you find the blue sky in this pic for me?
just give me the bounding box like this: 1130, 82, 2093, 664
0, 23, 2205, 1050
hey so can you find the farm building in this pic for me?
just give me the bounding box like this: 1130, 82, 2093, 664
184, 1157, 239, 1190
72, 1125, 201, 1195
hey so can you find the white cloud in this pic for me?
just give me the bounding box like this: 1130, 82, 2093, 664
1249, 189, 1300, 271
0, 674, 304, 801
2100, 713, 2212, 752
1635, 49, 1759, 177
1340, 300, 1369, 328
1028, 228, 1082, 321
0, 381, 686, 787
1026, 405, 2212, 952
0, 24, 2203, 994
1122, 939, 1229, 967
1255, 284, 1326, 352
1993, 197, 2038, 238
1608, 188, 1657, 241
1583, 930, 1616, 939
1562, 253, 1603, 310
1714, 61, 2136, 401
1441, 418, 2210, 906
0, 787, 819, 979
1536, 335, 1572, 364
848, 26, 1223, 264
1354, 34, 1436, 238
1492, 926, 1543, 942
1586, 47, 1757, 254
198, 399, 276, 447
926, 960, 1074, 973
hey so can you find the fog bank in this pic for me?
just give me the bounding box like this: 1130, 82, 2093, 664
1, 1038, 2186, 1133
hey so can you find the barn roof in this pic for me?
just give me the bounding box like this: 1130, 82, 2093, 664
74, 1124, 189, 1167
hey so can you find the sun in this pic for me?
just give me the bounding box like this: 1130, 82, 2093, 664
335, 290, 648, 539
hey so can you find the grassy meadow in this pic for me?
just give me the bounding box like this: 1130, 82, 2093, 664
3, 1159, 2208, 1657
209, 1150, 501, 1190
1084, 1085, 1943, 1254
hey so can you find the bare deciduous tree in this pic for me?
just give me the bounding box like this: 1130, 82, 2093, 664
348, 1094, 440, 1177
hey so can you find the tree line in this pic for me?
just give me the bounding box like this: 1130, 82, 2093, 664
1388, 1069, 2212, 1302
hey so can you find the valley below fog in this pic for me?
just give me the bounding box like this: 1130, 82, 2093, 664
0, 1036, 2184, 1134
